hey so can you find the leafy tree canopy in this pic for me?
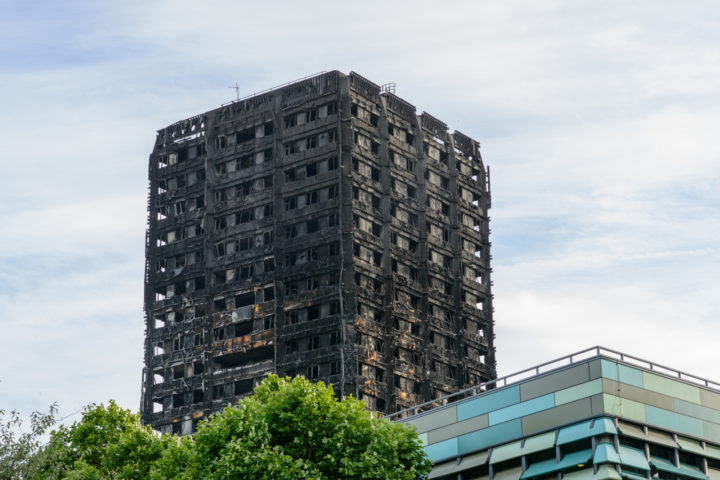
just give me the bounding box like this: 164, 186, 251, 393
0, 402, 57, 479
27, 375, 432, 480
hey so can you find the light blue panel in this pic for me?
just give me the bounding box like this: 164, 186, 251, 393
424, 437, 458, 462
591, 417, 618, 435
489, 394, 555, 425
650, 457, 710, 480
457, 386, 521, 421
521, 449, 593, 479
557, 417, 618, 445
557, 419, 592, 445
601, 360, 618, 381
458, 419, 522, 455
674, 399, 720, 424
594, 442, 622, 464
617, 446, 650, 471
600, 360, 643, 388
645, 405, 703, 438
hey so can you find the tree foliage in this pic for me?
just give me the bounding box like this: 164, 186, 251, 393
33, 401, 169, 480
0, 402, 57, 479
24, 376, 431, 479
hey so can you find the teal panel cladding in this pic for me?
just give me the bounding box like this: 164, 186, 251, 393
645, 405, 703, 438
458, 419, 523, 455
424, 437, 459, 462
457, 386, 521, 422
557, 417, 616, 445
405, 352, 720, 475
601, 360, 644, 388
618, 446, 650, 471
595, 442, 622, 464
489, 394, 555, 425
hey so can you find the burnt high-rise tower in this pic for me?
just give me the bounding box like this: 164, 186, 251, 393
140, 71, 495, 434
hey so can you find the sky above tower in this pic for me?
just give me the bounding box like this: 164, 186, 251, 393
0, 0, 718, 422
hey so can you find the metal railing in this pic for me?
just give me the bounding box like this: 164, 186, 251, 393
385, 345, 720, 421
221, 72, 328, 107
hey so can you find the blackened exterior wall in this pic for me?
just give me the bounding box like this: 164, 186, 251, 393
140, 71, 495, 434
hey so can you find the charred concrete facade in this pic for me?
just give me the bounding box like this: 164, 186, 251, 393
140, 71, 496, 434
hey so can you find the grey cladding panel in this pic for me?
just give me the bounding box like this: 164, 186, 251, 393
520, 364, 591, 401
602, 378, 674, 410
521, 397, 593, 436
429, 414, 489, 444
589, 359, 602, 381
406, 406, 458, 434
701, 389, 720, 410
591, 393, 604, 416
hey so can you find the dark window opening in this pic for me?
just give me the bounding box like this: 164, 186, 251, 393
235, 292, 255, 307
235, 378, 254, 395
234, 321, 252, 337
213, 327, 225, 341
263, 286, 274, 301
264, 258, 275, 272
373, 251, 382, 266
236, 128, 254, 144
212, 385, 225, 400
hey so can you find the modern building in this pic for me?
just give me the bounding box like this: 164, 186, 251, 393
392, 346, 720, 480
140, 71, 495, 434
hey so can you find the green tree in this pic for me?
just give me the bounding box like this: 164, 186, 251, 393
30, 376, 431, 479
153, 375, 431, 480
0, 402, 57, 479
34, 401, 168, 480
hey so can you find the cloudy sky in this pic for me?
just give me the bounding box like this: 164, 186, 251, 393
1, 1, 718, 421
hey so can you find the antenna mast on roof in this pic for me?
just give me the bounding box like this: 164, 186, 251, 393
228, 82, 240, 101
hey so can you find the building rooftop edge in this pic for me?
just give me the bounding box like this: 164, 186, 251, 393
388, 345, 720, 421
155, 70, 478, 148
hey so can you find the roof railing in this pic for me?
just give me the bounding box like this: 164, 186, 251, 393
385, 345, 720, 421
220, 71, 328, 107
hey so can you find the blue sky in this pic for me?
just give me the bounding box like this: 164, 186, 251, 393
1, 0, 718, 421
